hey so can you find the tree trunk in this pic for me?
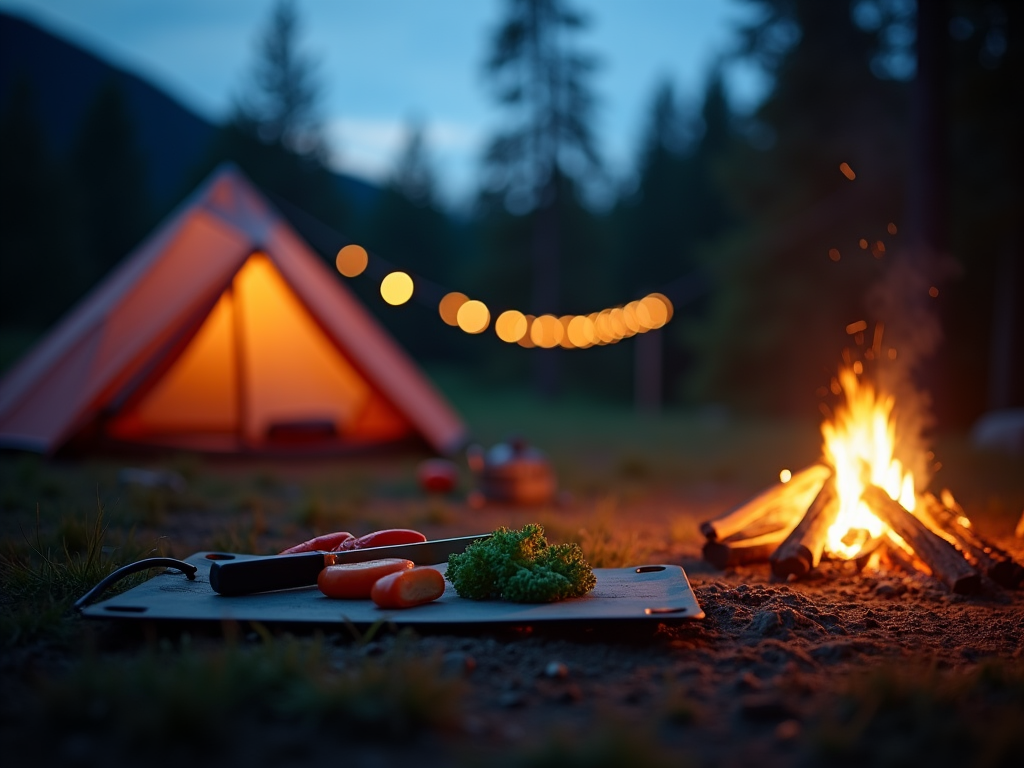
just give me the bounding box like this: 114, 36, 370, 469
531, 177, 560, 398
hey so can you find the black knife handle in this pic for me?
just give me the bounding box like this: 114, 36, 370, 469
209, 552, 326, 596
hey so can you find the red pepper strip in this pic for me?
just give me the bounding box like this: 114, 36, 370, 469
335, 528, 427, 551
279, 531, 354, 555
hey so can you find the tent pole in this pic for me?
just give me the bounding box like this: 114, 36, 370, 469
231, 282, 249, 449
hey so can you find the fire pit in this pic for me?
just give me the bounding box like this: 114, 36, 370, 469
701, 353, 1024, 594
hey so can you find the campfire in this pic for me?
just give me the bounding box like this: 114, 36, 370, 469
700, 362, 1024, 594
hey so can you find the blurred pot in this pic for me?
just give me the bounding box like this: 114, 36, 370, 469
470, 438, 556, 505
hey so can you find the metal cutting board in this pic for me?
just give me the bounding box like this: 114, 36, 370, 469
82, 551, 704, 626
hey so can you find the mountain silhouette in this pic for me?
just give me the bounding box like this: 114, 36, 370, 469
0, 9, 378, 209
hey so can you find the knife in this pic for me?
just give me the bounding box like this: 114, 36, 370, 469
209, 533, 491, 596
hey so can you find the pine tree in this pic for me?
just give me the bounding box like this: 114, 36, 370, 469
69, 81, 151, 281
0, 79, 87, 331
232, 0, 324, 158
480, 0, 603, 394
212, 0, 345, 231
690, 0, 910, 413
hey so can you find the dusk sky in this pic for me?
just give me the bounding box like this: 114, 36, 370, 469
1, 0, 767, 206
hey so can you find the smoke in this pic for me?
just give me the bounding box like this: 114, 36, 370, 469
865, 244, 960, 490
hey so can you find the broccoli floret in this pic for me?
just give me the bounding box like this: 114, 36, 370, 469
446, 524, 597, 603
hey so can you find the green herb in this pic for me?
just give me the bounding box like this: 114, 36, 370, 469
445, 524, 596, 602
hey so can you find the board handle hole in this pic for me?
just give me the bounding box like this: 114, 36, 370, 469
644, 606, 688, 615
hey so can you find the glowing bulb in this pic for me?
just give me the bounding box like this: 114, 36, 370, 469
380, 271, 413, 305
558, 316, 576, 348
531, 314, 563, 348
623, 301, 642, 333
640, 295, 668, 329
336, 244, 368, 277
594, 311, 615, 343
457, 300, 490, 334
780, 469, 792, 483
648, 292, 674, 323
518, 315, 537, 347
439, 292, 468, 326
495, 309, 527, 342
567, 315, 595, 348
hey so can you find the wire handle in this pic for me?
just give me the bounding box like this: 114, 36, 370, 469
73, 558, 198, 612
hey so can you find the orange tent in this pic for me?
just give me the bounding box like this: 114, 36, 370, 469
0, 165, 466, 455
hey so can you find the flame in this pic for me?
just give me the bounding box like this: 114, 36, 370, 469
821, 367, 916, 559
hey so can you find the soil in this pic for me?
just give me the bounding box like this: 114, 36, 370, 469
2, 470, 1024, 767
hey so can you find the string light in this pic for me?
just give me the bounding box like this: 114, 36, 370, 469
337, 242, 677, 348
336, 245, 368, 277
439, 292, 468, 326
456, 300, 490, 333
495, 309, 528, 343
380, 271, 413, 305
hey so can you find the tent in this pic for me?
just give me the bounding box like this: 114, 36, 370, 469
0, 164, 466, 455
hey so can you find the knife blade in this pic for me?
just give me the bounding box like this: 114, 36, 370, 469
209, 533, 491, 596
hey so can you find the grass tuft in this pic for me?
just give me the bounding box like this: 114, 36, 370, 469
0, 498, 150, 646
812, 660, 1024, 768
18, 632, 466, 755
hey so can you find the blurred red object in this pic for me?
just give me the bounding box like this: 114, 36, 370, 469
417, 458, 459, 494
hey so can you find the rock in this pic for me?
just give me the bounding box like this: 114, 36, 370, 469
498, 691, 525, 709
775, 719, 802, 741
544, 661, 568, 679
117, 467, 186, 493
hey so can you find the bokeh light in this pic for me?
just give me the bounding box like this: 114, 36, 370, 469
780, 468, 792, 483
607, 308, 626, 339
495, 309, 528, 342
439, 292, 468, 326
531, 314, 563, 348
648, 292, 674, 323
640, 294, 669, 329
567, 315, 594, 348
457, 299, 490, 333
518, 315, 536, 347
623, 301, 642, 333
593, 311, 614, 343
336, 244, 368, 277
380, 271, 413, 305
558, 316, 576, 349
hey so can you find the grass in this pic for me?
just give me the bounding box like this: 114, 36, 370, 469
812, 660, 1024, 768
0, 498, 151, 646
19, 630, 466, 758
2, 383, 1023, 766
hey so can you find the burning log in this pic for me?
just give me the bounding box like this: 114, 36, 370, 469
862, 485, 981, 595
700, 464, 831, 541
703, 527, 792, 570
921, 494, 1024, 589
769, 474, 839, 580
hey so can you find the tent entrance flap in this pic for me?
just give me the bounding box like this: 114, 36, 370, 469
107, 252, 412, 449
0, 165, 466, 455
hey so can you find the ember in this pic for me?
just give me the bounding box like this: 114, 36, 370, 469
701, 363, 1024, 594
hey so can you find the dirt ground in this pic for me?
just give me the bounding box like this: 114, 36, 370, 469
2, 428, 1023, 767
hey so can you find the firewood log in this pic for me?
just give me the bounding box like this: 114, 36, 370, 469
921, 494, 1024, 589
770, 474, 839, 579
862, 485, 980, 594
700, 464, 830, 541
703, 527, 792, 569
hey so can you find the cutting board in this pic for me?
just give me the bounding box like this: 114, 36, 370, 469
81, 552, 705, 626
